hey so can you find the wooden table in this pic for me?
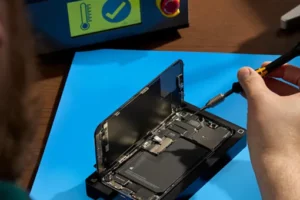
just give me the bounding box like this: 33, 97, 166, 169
20, 0, 300, 191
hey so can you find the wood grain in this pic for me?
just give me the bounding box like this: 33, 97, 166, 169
19, 0, 300, 191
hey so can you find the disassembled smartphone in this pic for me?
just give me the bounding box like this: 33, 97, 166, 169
85, 60, 247, 200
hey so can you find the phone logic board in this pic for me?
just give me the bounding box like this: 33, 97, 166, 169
101, 110, 234, 200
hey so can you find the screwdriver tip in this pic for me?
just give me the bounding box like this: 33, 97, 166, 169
200, 105, 208, 111
224, 89, 234, 97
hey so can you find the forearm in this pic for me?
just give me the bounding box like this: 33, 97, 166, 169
252, 154, 300, 200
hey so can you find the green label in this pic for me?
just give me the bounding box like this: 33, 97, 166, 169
67, 0, 142, 37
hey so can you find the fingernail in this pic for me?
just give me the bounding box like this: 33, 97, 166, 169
238, 67, 252, 80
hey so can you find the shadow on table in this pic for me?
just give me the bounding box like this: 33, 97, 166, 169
236, 28, 300, 55
51, 182, 89, 200
37, 28, 182, 79
39, 28, 182, 65
236, 0, 300, 55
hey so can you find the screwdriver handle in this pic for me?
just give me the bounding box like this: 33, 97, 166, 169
232, 42, 300, 94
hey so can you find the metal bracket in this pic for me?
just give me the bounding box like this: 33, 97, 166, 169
177, 74, 184, 101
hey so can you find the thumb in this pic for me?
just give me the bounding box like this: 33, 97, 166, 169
238, 67, 270, 100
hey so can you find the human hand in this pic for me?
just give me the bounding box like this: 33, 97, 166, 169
238, 62, 300, 200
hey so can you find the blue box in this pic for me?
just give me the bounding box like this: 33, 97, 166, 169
26, 0, 189, 54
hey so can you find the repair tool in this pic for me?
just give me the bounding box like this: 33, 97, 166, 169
198, 42, 300, 112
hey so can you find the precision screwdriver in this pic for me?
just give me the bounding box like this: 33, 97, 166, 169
198, 42, 300, 112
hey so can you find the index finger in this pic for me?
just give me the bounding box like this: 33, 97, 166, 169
262, 62, 300, 87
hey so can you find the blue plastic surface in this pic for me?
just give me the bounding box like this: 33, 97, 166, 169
29, 49, 300, 200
